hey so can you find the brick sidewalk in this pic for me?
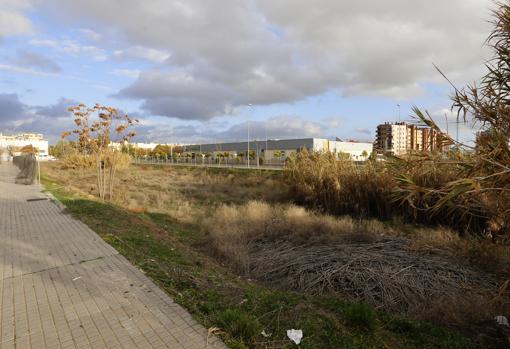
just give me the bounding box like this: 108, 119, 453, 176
0, 163, 226, 349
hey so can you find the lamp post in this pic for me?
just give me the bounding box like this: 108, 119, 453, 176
246, 104, 253, 168
397, 104, 401, 122
265, 122, 268, 165
247, 120, 250, 168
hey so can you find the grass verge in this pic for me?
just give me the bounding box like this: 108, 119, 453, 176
41, 175, 483, 349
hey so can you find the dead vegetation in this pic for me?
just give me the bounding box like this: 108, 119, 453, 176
206, 201, 509, 326
42, 163, 289, 223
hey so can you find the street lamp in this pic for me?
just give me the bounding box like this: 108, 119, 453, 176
246, 104, 253, 168
397, 104, 401, 123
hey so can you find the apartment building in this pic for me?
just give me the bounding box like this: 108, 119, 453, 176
375, 122, 449, 155
0, 133, 49, 160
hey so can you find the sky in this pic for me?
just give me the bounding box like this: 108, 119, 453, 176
0, 0, 494, 144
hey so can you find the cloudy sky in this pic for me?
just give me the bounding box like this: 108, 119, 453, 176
0, 0, 493, 144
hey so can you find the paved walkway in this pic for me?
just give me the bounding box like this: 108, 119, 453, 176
0, 162, 226, 349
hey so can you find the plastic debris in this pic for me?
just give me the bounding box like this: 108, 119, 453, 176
72, 276, 82, 281
261, 330, 271, 338
287, 329, 303, 344
495, 315, 509, 326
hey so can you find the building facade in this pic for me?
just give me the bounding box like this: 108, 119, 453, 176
0, 133, 49, 160
375, 122, 449, 155
184, 138, 373, 162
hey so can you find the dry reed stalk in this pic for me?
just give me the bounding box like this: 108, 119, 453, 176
249, 238, 501, 315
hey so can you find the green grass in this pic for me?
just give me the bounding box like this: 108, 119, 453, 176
42, 175, 476, 349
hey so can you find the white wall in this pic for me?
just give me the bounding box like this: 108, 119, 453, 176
0, 139, 49, 157
329, 141, 373, 161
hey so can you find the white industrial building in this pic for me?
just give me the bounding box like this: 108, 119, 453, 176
0, 133, 49, 161
184, 138, 373, 162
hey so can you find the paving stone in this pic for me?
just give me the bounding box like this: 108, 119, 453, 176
0, 163, 227, 348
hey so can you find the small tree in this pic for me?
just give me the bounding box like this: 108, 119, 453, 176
274, 150, 285, 161
64, 103, 137, 200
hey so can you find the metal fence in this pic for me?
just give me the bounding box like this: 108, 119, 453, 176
133, 156, 285, 170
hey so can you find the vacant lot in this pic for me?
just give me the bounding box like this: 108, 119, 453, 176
42, 162, 510, 348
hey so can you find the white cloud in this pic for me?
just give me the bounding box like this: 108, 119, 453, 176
133, 114, 331, 143
111, 69, 141, 78
79, 28, 102, 41
28, 39, 58, 47
0, 64, 58, 77
29, 38, 107, 61
112, 46, 170, 63
0, 0, 33, 36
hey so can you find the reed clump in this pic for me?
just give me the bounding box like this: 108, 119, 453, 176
285, 150, 508, 237
61, 151, 131, 170
285, 151, 396, 219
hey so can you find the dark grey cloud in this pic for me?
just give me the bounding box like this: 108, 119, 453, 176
9, 49, 61, 73
0, 93, 30, 122
35, 97, 77, 117
0, 94, 78, 143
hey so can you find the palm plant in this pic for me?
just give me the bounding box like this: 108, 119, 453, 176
394, 2, 510, 237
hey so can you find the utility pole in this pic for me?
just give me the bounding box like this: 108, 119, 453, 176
456, 117, 459, 144
265, 123, 268, 165
247, 120, 250, 168
246, 104, 253, 168
397, 104, 401, 122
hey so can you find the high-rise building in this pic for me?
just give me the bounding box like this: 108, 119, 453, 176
375, 122, 449, 155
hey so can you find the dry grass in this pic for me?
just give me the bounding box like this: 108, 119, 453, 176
286, 151, 395, 219
60, 151, 131, 170
42, 162, 289, 226
207, 201, 387, 273
285, 150, 510, 237
206, 201, 509, 327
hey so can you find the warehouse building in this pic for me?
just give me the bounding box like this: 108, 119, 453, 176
184, 138, 373, 162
